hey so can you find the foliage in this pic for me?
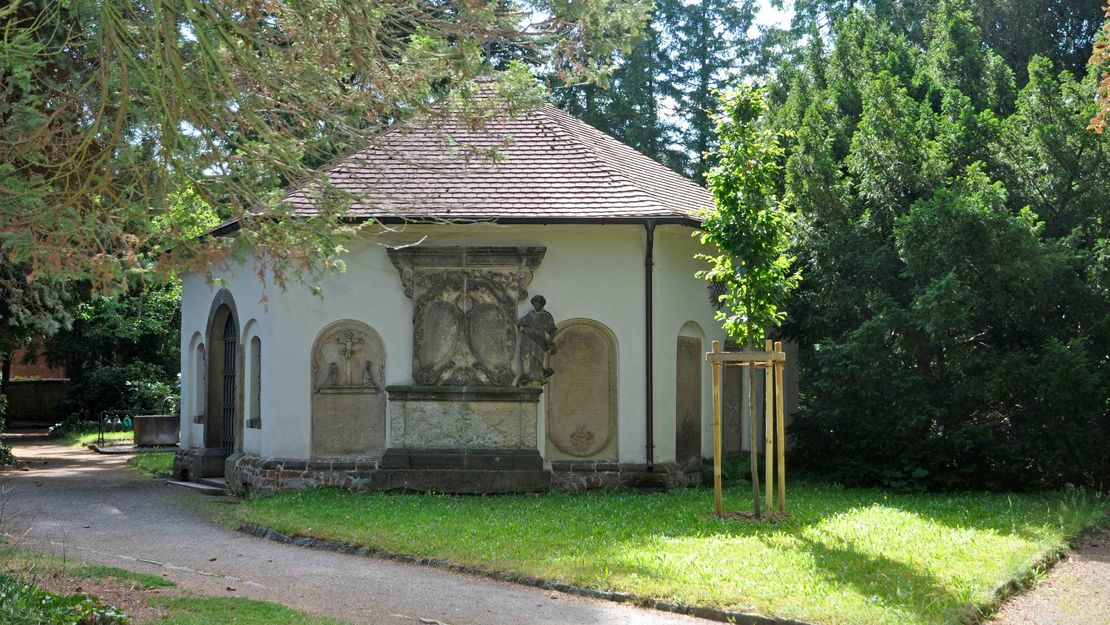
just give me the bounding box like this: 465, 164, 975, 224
237, 486, 1106, 625
0, 393, 10, 465
773, 3, 1110, 490
1090, 2, 1110, 133
46, 415, 99, 441
551, 0, 757, 179
43, 283, 181, 417
697, 84, 798, 347
128, 451, 174, 478
663, 0, 759, 180
0, 0, 650, 306
788, 0, 1106, 81
0, 574, 128, 625
0, 260, 77, 356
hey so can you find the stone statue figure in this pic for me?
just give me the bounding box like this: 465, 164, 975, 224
517, 295, 556, 386
323, 362, 339, 387
362, 360, 375, 387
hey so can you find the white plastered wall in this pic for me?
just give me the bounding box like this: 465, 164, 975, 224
179, 258, 276, 455
178, 224, 650, 462
179, 222, 762, 465
652, 225, 730, 463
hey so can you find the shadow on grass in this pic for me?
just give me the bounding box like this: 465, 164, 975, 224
793, 535, 969, 623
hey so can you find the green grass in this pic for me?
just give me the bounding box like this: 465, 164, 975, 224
1, 544, 350, 625
236, 484, 1105, 625
128, 451, 174, 478
0, 574, 129, 625
0, 544, 174, 590
54, 430, 133, 448
150, 597, 351, 625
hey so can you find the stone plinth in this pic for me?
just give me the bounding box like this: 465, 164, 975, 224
382, 385, 548, 493
386, 385, 541, 450
134, 414, 180, 446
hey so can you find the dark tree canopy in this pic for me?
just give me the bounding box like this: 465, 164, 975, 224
770, 2, 1109, 490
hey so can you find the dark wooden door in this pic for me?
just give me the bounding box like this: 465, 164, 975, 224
221, 316, 237, 458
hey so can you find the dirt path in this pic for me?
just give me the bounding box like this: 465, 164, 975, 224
990, 526, 1110, 625
1, 436, 706, 625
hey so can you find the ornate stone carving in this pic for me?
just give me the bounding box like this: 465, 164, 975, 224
569, 424, 596, 455
311, 321, 386, 457
388, 246, 545, 387
517, 295, 556, 387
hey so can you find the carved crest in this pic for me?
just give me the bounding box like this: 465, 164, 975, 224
388, 246, 546, 387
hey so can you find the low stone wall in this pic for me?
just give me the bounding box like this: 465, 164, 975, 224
227, 454, 381, 498
215, 453, 704, 497
551, 460, 704, 491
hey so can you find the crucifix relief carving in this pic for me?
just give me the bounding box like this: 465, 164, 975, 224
388, 246, 546, 387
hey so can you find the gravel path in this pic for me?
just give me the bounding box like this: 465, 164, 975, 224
990, 525, 1110, 625
1, 436, 707, 625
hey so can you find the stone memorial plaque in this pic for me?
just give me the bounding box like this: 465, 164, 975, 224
310, 321, 386, 457
546, 321, 617, 460
675, 335, 703, 463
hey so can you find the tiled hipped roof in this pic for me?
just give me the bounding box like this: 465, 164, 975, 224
282, 104, 713, 223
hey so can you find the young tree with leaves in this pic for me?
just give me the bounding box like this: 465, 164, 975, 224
698, 84, 799, 516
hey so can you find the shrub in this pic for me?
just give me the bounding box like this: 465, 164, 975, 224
0, 575, 128, 625
0, 393, 11, 465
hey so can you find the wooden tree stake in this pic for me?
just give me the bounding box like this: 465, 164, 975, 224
774, 341, 786, 512
711, 340, 722, 517
764, 339, 774, 513
748, 356, 760, 518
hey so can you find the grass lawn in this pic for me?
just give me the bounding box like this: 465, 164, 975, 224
128, 451, 175, 478
54, 430, 133, 448
235, 483, 1105, 625
150, 597, 350, 625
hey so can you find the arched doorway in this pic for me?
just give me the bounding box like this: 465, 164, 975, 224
203, 291, 240, 475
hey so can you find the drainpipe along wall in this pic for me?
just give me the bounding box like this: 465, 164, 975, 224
644, 220, 656, 470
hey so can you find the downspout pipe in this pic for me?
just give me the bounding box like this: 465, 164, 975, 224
644, 220, 656, 471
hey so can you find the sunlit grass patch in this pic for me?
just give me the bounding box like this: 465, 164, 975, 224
54, 431, 133, 448
128, 452, 174, 478
151, 597, 350, 625
235, 483, 1105, 625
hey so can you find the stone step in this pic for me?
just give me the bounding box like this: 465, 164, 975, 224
166, 479, 231, 497
196, 476, 228, 489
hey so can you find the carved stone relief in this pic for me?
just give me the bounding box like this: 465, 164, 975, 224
310, 321, 386, 457
545, 320, 618, 460
675, 335, 703, 463
388, 246, 545, 387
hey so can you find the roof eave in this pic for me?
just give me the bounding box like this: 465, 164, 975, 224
206, 214, 704, 238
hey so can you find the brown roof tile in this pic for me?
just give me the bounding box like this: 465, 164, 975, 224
282, 103, 713, 223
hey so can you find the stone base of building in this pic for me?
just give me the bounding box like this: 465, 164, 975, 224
206, 452, 704, 497
225, 454, 382, 498
172, 447, 226, 481
550, 460, 704, 492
